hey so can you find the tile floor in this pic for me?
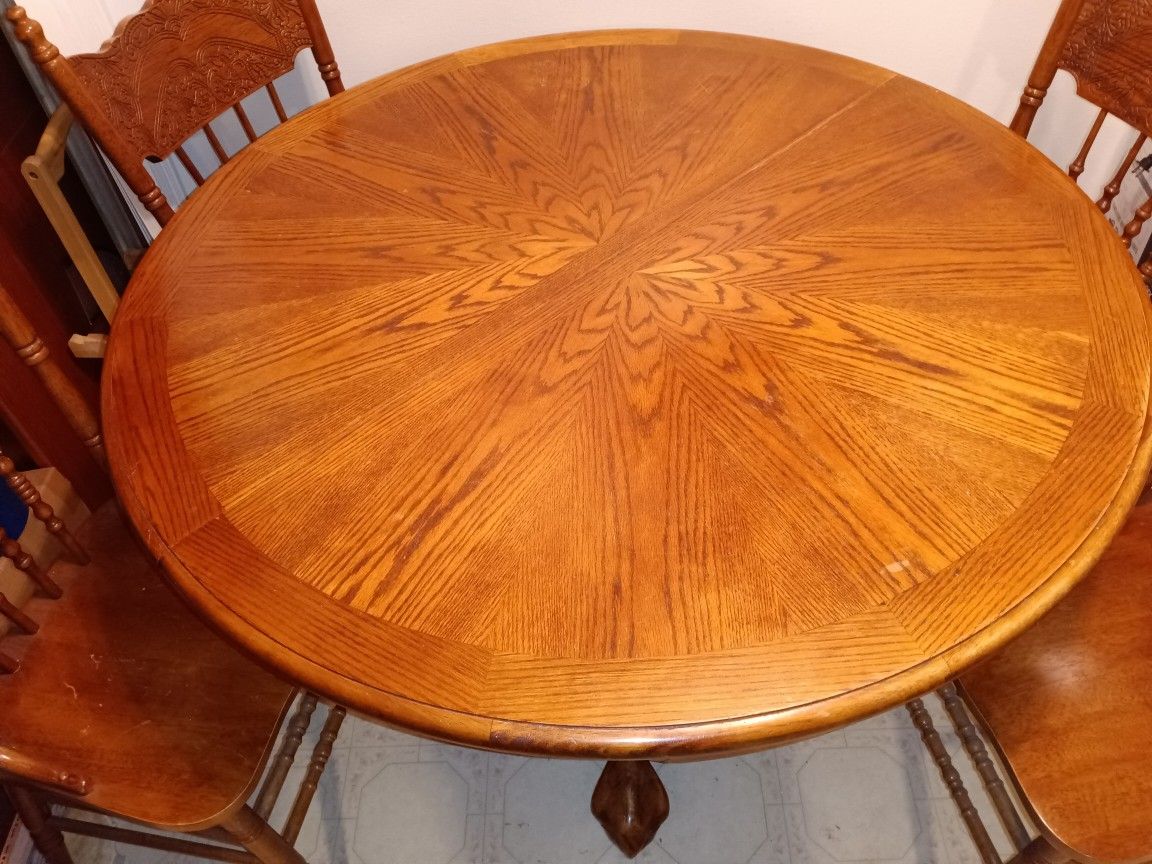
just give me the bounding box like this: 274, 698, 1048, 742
59, 693, 1031, 864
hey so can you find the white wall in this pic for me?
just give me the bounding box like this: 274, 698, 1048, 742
13, 0, 1138, 223
22, 0, 1067, 116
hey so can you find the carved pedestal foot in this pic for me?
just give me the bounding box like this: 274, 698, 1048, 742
591, 760, 669, 858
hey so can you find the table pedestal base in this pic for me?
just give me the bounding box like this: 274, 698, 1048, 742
591, 760, 669, 858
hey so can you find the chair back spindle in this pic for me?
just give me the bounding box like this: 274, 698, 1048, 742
0, 594, 38, 635
1011, 0, 1152, 281
0, 525, 60, 604
173, 146, 206, 185
1069, 107, 1107, 178
6, 0, 344, 225
1097, 132, 1146, 213
1122, 197, 1152, 248
0, 454, 88, 565
266, 83, 290, 123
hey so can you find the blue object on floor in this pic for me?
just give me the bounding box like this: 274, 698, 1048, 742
0, 480, 28, 538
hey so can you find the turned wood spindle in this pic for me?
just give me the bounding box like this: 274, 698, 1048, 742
223, 805, 307, 864
0, 526, 60, 600
233, 104, 258, 143
907, 697, 1001, 864
174, 146, 205, 184
254, 693, 318, 820
281, 704, 345, 845
299, 0, 343, 96
202, 123, 230, 166
7, 786, 73, 864
1012, 85, 1050, 136
1097, 132, 1146, 214
1139, 259, 1152, 283
0, 593, 39, 634
1069, 108, 1107, 180
1121, 194, 1152, 248
0, 650, 18, 674
939, 682, 1031, 851
316, 60, 342, 87
0, 453, 88, 565
266, 83, 289, 122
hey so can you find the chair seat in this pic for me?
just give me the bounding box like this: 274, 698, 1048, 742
960, 488, 1152, 864
0, 500, 295, 831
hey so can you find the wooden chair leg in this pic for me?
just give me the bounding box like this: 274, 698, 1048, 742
254, 692, 318, 819
221, 805, 307, 864
939, 682, 1031, 851
1010, 837, 1071, 864
6, 785, 75, 864
906, 698, 1001, 864
282, 704, 345, 845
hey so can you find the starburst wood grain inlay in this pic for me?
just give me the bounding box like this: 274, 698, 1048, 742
104, 30, 1152, 759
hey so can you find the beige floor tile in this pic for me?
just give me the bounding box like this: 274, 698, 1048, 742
354, 761, 469, 864
310, 820, 364, 864
419, 742, 491, 815
796, 746, 920, 860
501, 758, 610, 864
656, 760, 770, 864
777, 731, 849, 805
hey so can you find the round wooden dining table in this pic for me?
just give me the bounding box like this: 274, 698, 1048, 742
103, 29, 1152, 858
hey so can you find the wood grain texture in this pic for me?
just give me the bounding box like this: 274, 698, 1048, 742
0, 277, 343, 859
960, 484, 1152, 864
103, 31, 1152, 759
0, 501, 294, 830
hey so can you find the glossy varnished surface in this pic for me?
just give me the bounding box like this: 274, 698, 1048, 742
961, 485, 1152, 864
103, 31, 1152, 758
0, 502, 294, 829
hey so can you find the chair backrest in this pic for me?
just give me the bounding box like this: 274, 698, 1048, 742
1013, 0, 1152, 278
0, 278, 102, 668
6, 0, 344, 226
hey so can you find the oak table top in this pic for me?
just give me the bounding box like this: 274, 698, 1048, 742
104, 30, 1152, 763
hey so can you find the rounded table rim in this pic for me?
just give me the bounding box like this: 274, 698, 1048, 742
104, 28, 1152, 758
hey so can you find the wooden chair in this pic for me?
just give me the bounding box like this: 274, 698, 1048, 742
916, 482, 1152, 864
6, 0, 344, 227
0, 276, 345, 863
908, 6, 1152, 859
1011, 0, 1152, 280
